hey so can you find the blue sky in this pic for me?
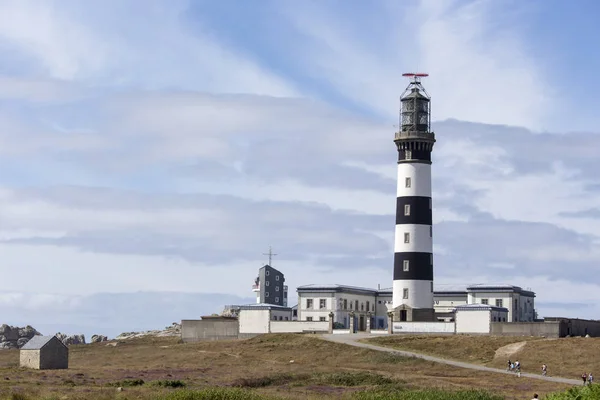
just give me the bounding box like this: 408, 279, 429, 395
0, 0, 600, 339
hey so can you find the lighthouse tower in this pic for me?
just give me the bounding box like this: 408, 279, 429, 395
391, 73, 436, 322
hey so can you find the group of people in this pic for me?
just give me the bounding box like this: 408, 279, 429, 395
507, 359, 522, 377
582, 372, 594, 385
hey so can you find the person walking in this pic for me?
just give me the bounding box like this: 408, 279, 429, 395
542, 364, 547, 376
582, 372, 588, 385
531, 394, 539, 400
507, 359, 512, 372
588, 372, 593, 385
515, 360, 521, 378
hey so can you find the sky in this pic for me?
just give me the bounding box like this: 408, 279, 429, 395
0, 0, 600, 339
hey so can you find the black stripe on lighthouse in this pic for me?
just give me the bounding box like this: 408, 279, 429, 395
393, 252, 433, 280
395, 196, 432, 225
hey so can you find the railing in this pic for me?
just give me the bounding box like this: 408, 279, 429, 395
394, 131, 435, 141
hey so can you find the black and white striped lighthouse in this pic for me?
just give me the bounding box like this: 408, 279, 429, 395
391, 73, 436, 322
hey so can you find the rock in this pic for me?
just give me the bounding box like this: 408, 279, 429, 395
116, 323, 181, 341
18, 326, 40, 339
106, 342, 118, 347
0, 341, 17, 349
56, 333, 86, 345
0, 324, 43, 350
116, 387, 123, 392
0, 325, 18, 341
91, 335, 108, 343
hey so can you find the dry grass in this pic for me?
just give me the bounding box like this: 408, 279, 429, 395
0, 334, 572, 399
366, 335, 600, 380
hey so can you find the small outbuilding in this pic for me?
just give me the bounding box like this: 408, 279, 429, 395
20, 335, 69, 370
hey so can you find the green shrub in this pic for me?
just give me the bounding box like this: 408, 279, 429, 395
154, 388, 272, 400
317, 372, 394, 386
106, 378, 145, 387
352, 387, 504, 400
149, 379, 187, 388
545, 384, 600, 400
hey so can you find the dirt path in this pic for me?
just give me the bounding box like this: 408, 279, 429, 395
322, 334, 580, 386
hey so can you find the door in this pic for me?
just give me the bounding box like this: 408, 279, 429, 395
359, 315, 365, 331
400, 310, 408, 321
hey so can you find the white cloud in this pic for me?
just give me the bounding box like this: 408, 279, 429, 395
0, 0, 298, 96
277, 0, 556, 130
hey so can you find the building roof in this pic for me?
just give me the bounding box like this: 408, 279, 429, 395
20, 335, 64, 350
467, 284, 535, 297
454, 304, 509, 312
297, 284, 391, 296
238, 303, 292, 311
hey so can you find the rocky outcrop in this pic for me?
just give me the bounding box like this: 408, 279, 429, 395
0, 324, 41, 349
91, 334, 108, 343
56, 332, 86, 345
116, 322, 181, 340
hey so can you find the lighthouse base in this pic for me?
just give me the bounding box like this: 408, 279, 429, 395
390, 304, 436, 322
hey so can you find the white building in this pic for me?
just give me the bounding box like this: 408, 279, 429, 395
296, 284, 392, 331
466, 284, 536, 322
296, 283, 536, 329
454, 304, 509, 334
238, 303, 293, 334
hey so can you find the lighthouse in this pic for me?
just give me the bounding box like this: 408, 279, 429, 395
391, 73, 436, 322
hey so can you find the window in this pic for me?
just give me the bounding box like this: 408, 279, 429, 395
265, 281, 270, 287
276, 275, 279, 281
430, 254, 433, 265
361, 303, 364, 311
372, 304, 375, 311
275, 297, 279, 303
319, 299, 326, 309
355, 300, 359, 310
279, 316, 283, 321
403, 288, 409, 299
265, 292, 269, 298
431, 282, 433, 292
366, 301, 370, 311
405, 150, 412, 160
404, 232, 410, 243
307, 317, 313, 321
405, 177, 411, 188
430, 226, 432, 237
496, 299, 503, 307
404, 204, 411, 216
275, 286, 279, 291
307, 299, 313, 309
403, 260, 409, 271
343, 299, 347, 310
429, 198, 432, 209
319, 317, 326, 322
378, 300, 382, 304
266, 270, 270, 276
285, 317, 289, 321
481, 299, 489, 305
272, 316, 277, 320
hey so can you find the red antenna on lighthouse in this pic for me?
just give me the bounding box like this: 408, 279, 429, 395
402, 72, 429, 83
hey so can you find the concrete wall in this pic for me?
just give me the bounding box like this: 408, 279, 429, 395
434, 294, 467, 314
492, 319, 600, 338
181, 319, 239, 342
269, 321, 329, 333
490, 322, 561, 338
239, 309, 270, 334
392, 322, 455, 333
456, 310, 490, 334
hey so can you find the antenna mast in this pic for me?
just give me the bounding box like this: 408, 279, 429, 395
262, 246, 278, 266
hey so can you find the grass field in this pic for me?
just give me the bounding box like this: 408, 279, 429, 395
0, 333, 573, 399
366, 335, 600, 379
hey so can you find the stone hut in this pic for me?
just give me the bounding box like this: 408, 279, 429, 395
19, 335, 68, 370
